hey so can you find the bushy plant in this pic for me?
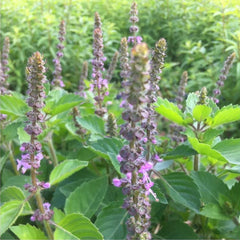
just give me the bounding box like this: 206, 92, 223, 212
1, 1, 240, 240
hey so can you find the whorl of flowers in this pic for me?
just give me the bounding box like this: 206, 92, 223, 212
52, 20, 66, 88
212, 52, 235, 104
142, 39, 166, 156
72, 107, 86, 137
106, 51, 119, 81
113, 43, 156, 240
0, 61, 8, 121
128, 2, 142, 45
76, 61, 88, 97
91, 13, 108, 117
16, 52, 53, 222
170, 71, 188, 145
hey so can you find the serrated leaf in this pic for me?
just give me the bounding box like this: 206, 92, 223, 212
0, 153, 9, 172
156, 172, 201, 212
65, 176, 108, 218
188, 137, 226, 161
10, 224, 47, 240
1, 186, 32, 215
191, 171, 230, 205
49, 160, 88, 185
17, 127, 30, 144
76, 115, 105, 135
0, 200, 24, 235
185, 93, 199, 114
88, 137, 124, 175
154, 97, 185, 125
53, 208, 65, 224
202, 128, 224, 144
158, 220, 199, 239
54, 213, 103, 240
2, 121, 22, 141
213, 139, 240, 165
207, 105, 240, 127
193, 104, 212, 121
0, 95, 29, 119
95, 202, 127, 240
44, 92, 83, 116
165, 144, 197, 159
200, 204, 231, 220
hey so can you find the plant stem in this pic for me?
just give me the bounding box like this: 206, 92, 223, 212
8, 142, 20, 175
194, 154, 199, 171
47, 136, 58, 167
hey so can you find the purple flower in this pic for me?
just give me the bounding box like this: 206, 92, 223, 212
139, 162, 153, 174
128, 36, 142, 44
112, 178, 122, 187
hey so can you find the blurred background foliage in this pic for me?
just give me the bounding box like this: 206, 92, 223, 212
1, 0, 240, 106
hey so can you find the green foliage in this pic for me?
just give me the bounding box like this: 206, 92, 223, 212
49, 160, 88, 185
54, 213, 103, 240
95, 202, 127, 240
10, 224, 48, 240
65, 176, 108, 218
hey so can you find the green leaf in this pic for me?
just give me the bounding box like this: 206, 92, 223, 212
53, 208, 65, 224
165, 144, 197, 159
10, 224, 47, 240
191, 171, 230, 205
185, 93, 199, 114
156, 172, 201, 212
0, 153, 9, 172
1, 186, 32, 215
188, 137, 226, 161
200, 204, 231, 220
153, 160, 174, 171
76, 115, 105, 135
49, 160, 88, 185
17, 127, 30, 144
95, 202, 127, 240
158, 220, 199, 239
44, 92, 83, 116
193, 104, 212, 121
54, 213, 103, 240
0, 200, 24, 235
0, 95, 29, 119
213, 139, 240, 165
154, 97, 185, 125
65, 176, 108, 218
2, 121, 22, 141
202, 128, 224, 144
88, 137, 124, 175
207, 105, 240, 127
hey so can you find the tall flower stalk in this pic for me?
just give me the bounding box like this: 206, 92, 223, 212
113, 43, 155, 240
144, 38, 166, 161
91, 13, 108, 117
128, 2, 142, 45
212, 52, 235, 104
52, 20, 66, 88
1, 36, 10, 83
17, 52, 53, 238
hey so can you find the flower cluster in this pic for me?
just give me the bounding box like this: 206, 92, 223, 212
114, 43, 156, 240
143, 39, 167, 152
212, 52, 235, 104
76, 61, 88, 97
16, 52, 52, 222
128, 2, 142, 45
52, 20, 66, 88
91, 13, 108, 117
30, 203, 54, 222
